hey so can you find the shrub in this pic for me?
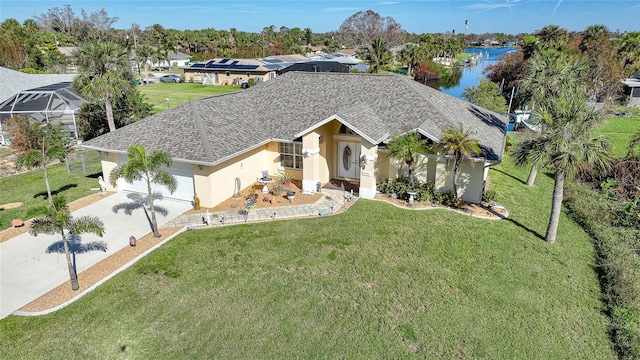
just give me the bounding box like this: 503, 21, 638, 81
483, 188, 498, 203
565, 183, 640, 358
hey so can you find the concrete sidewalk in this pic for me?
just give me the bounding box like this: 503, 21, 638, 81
0, 192, 192, 319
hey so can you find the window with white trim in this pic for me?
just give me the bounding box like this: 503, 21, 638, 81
279, 142, 303, 169
225, 71, 230, 78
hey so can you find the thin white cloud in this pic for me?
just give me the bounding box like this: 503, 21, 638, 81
321, 7, 362, 13
552, 0, 564, 15
463, 0, 521, 12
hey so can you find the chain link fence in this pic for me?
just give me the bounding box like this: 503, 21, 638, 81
64, 150, 102, 175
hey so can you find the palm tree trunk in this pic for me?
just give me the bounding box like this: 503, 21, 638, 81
62, 232, 79, 290
147, 181, 160, 237
452, 159, 460, 201
526, 164, 538, 186
43, 164, 53, 206
545, 170, 565, 244
104, 93, 117, 132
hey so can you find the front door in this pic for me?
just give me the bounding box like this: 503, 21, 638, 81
338, 141, 360, 179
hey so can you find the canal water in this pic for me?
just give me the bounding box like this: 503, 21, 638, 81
432, 47, 516, 99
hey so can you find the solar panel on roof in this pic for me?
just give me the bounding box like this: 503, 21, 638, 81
190, 63, 205, 68
219, 58, 229, 63
262, 58, 282, 64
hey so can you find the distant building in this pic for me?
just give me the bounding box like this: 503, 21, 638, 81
622, 72, 640, 106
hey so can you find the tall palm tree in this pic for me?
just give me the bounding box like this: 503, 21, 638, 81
519, 49, 587, 186
387, 131, 429, 188
15, 123, 67, 206
433, 125, 481, 202
27, 195, 105, 290
512, 96, 612, 243
73, 41, 132, 132
109, 145, 177, 237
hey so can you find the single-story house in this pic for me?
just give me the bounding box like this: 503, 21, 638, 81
183, 55, 309, 85
622, 73, 640, 106
81, 72, 508, 206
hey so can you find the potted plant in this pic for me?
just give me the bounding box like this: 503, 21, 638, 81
278, 170, 294, 188
286, 189, 296, 201
272, 182, 282, 196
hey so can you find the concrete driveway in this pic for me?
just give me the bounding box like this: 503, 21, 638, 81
0, 192, 192, 319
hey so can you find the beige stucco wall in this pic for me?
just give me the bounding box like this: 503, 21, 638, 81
195, 144, 280, 207
358, 139, 378, 199
100, 151, 120, 191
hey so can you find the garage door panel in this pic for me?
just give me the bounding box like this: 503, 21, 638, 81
118, 156, 194, 201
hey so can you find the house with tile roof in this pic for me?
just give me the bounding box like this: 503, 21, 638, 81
81, 72, 508, 206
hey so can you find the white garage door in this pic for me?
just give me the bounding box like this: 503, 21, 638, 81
118, 157, 194, 201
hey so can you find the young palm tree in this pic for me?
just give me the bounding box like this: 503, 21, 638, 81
387, 131, 429, 188
27, 196, 105, 290
512, 96, 612, 243
433, 125, 481, 202
109, 145, 177, 237
15, 124, 67, 206
73, 41, 133, 132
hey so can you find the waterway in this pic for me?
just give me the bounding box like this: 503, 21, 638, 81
430, 47, 516, 99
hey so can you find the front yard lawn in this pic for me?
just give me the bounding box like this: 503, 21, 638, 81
0, 154, 615, 359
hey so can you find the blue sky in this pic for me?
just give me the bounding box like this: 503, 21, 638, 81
2, 0, 639, 34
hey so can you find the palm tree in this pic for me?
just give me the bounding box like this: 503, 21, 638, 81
135, 44, 154, 84
73, 41, 132, 132
433, 124, 481, 202
27, 195, 105, 290
109, 145, 177, 237
519, 49, 587, 186
387, 131, 429, 188
362, 37, 392, 73
512, 96, 612, 243
15, 124, 67, 206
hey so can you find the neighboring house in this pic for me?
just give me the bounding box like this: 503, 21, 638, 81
622, 73, 640, 106
130, 47, 192, 71
308, 52, 362, 66
0, 67, 80, 145
183, 55, 308, 85
81, 72, 508, 207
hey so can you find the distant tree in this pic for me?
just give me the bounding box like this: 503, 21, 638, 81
616, 31, 640, 76
535, 24, 570, 51
8, 121, 68, 205
579, 25, 624, 104
483, 51, 527, 105
26, 195, 105, 291
462, 79, 508, 113
360, 37, 392, 73
135, 44, 154, 83
337, 10, 406, 48
433, 125, 481, 202
73, 41, 134, 132
77, 88, 151, 141
109, 145, 177, 238
387, 131, 429, 188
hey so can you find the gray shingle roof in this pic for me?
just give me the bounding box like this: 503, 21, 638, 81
81, 72, 508, 163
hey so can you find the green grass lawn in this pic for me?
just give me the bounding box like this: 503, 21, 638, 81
138, 83, 241, 113
0, 154, 615, 359
0, 151, 102, 229
594, 116, 640, 157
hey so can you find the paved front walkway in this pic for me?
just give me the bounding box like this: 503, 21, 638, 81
165, 188, 355, 228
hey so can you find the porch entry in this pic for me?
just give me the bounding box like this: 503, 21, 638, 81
338, 141, 360, 179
